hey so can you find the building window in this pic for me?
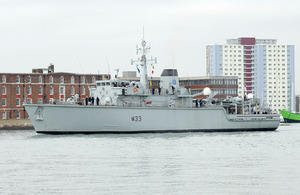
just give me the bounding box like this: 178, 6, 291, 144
60, 77, 64, 84
38, 99, 43, 104
60, 86, 65, 94
71, 87, 75, 95
2, 86, 6, 95
2, 76, 6, 83
16, 87, 20, 95
38, 87, 43, 95
2, 98, 6, 106
82, 87, 85, 95
49, 76, 53, 83
27, 76, 31, 83
81, 77, 85, 84
16, 98, 20, 106
2, 111, 6, 119
50, 87, 53, 95
27, 87, 31, 95
27, 98, 32, 104
16, 76, 20, 83
16, 111, 20, 119
38, 76, 42, 83
92, 77, 96, 83
71, 76, 75, 84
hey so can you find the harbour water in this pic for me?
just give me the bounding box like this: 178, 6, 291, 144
1, 124, 300, 194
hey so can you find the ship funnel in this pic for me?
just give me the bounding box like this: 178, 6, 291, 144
160, 69, 179, 90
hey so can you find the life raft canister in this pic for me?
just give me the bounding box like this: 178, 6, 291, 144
133, 88, 138, 92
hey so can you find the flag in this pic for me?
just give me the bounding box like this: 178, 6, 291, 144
136, 65, 140, 73
244, 85, 247, 95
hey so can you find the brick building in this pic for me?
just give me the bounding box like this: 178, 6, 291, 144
0, 65, 110, 119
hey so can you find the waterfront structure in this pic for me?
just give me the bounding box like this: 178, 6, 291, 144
206, 37, 295, 113
0, 64, 109, 119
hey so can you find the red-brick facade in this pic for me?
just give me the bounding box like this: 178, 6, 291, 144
1, 73, 110, 119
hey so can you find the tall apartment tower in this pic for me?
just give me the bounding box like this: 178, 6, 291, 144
206, 37, 295, 113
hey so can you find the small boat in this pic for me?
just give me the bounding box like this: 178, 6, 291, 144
280, 109, 300, 123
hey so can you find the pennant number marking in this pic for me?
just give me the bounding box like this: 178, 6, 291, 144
131, 116, 142, 122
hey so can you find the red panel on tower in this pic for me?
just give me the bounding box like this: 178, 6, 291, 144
241, 38, 256, 45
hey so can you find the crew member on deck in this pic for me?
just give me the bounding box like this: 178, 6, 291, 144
96, 97, 100, 106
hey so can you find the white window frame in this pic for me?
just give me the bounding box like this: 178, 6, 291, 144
60, 77, 64, 84
49, 87, 53, 95
59, 86, 65, 95
71, 76, 75, 84
71, 87, 75, 95
38, 87, 43, 95
2, 86, 6, 95
16, 98, 21, 106
49, 76, 53, 83
16, 76, 20, 83
16, 111, 20, 119
59, 86, 65, 102
38, 76, 42, 83
2, 76, 6, 83
2, 98, 6, 106
27, 87, 32, 95
81, 77, 85, 84
2, 111, 6, 119
16, 86, 20, 95
27, 76, 31, 83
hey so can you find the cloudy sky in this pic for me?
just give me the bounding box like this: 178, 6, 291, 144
1, 0, 299, 93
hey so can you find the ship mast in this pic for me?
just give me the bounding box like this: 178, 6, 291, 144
131, 35, 157, 89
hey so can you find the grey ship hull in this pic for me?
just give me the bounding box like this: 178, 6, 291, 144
24, 104, 280, 134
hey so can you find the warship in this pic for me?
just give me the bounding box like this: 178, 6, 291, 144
24, 38, 280, 134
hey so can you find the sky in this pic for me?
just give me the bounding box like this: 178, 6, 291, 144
0, 0, 299, 93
